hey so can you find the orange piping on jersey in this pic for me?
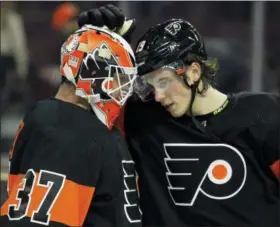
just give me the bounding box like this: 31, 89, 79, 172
9, 121, 24, 160
270, 160, 280, 181
7, 174, 20, 196
1, 174, 25, 215
115, 105, 125, 137
1, 172, 95, 226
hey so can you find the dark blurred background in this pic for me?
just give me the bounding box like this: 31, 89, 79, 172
1, 1, 280, 204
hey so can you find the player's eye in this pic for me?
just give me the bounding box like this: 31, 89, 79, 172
156, 78, 172, 90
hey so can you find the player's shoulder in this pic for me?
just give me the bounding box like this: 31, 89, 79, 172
233, 91, 279, 110
23, 99, 112, 146
231, 91, 279, 123
233, 91, 279, 105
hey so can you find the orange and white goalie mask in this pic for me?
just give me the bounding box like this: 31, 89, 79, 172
60, 25, 137, 129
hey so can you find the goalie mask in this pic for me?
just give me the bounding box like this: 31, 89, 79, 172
60, 25, 137, 129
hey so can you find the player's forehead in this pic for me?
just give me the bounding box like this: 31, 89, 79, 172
145, 68, 176, 83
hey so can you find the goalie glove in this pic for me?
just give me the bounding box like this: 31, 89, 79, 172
77, 4, 136, 42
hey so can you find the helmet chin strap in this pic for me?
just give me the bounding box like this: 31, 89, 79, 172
182, 74, 197, 118
182, 76, 206, 134
182, 75, 221, 142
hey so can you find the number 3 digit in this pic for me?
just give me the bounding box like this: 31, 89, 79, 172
8, 169, 36, 220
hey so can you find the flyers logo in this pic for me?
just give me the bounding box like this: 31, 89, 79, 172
165, 22, 181, 35
164, 143, 247, 206
122, 161, 142, 223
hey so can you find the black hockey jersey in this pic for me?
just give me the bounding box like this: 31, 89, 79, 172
0, 99, 142, 227
124, 92, 280, 226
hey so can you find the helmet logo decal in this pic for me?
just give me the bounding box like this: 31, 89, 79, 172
136, 40, 146, 53
165, 22, 181, 35
169, 43, 177, 52
68, 55, 79, 68
61, 34, 80, 56
76, 42, 120, 99
101, 78, 114, 93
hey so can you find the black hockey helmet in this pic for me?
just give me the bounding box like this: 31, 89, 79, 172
134, 19, 217, 136
133, 19, 211, 102
135, 18, 208, 76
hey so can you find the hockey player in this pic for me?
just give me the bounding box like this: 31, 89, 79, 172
0, 25, 142, 227
78, 4, 279, 226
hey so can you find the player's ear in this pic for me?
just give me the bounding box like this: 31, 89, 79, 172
184, 62, 201, 86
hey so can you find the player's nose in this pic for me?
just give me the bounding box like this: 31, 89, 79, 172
154, 89, 166, 103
